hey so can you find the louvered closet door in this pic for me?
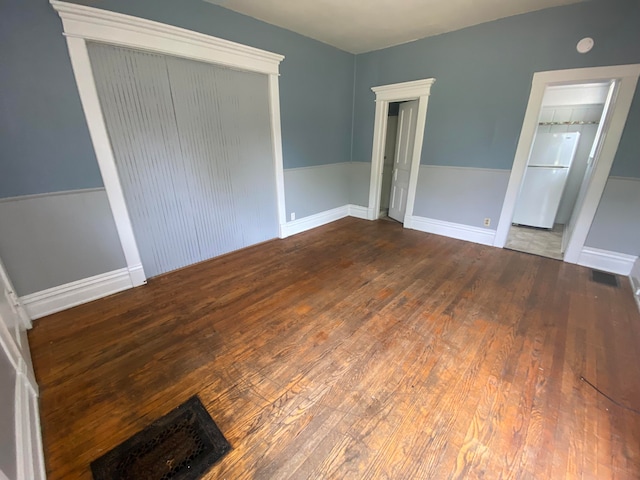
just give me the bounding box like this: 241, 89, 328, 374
88, 43, 278, 277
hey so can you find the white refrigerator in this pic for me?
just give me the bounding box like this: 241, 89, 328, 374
512, 132, 580, 229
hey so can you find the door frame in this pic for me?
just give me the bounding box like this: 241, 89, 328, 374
367, 79, 435, 223
0, 257, 45, 480
50, 0, 287, 286
493, 64, 640, 263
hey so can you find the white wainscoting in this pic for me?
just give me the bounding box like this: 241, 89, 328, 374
348, 162, 372, 208
0, 188, 127, 296
577, 247, 638, 276
20, 268, 134, 320
405, 215, 497, 246
284, 163, 350, 220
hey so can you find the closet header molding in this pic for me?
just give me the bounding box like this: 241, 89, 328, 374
50, 0, 284, 75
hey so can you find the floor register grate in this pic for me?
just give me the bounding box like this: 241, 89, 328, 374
591, 269, 619, 287
91, 396, 231, 480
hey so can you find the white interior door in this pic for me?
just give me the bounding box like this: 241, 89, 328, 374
380, 116, 398, 213
0, 259, 44, 480
388, 100, 419, 223
563, 80, 618, 253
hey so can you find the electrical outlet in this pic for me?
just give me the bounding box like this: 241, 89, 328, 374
291, 212, 295, 221
484, 218, 491, 227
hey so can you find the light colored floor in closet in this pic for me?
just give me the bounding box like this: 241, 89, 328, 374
505, 224, 564, 260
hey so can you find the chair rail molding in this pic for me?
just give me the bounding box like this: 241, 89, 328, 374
50, 0, 287, 288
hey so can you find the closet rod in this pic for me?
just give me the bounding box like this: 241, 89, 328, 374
538, 120, 599, 126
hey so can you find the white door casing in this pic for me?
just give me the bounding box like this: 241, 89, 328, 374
0, 259, 30, 349
494, 64, 640, 265
0, 259, 45, 480
563, 80, 618, 254
388, 100, 419, 223
368, 79, 436, 224
49, 0, 287, 287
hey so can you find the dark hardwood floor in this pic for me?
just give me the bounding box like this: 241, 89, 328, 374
28, 217, 640, 479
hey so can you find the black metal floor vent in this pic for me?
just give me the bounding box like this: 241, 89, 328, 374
591, 269, 619, 287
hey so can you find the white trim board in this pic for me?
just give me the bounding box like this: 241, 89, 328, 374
20, 267, 134, 320
632, 279, 640, 313
50, 1, 283, 75
280, 204, 373, 237
14, 366, 46, 480
0, 187, 105, 204
577, 247, 637, 276
368, 79, 435, 222
50, 1, 287, 288
494, 64, 640, 266
348, 204, 370, 220
280, 205, 349, 237
405, 216, 496, 246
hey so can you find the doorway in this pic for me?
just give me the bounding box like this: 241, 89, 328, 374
379, 100, 420, 223
367, 79, 435, 224
505, 81, 612, 260
494, 64, 640, 265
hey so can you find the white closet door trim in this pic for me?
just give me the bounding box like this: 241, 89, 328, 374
50, 1, 287, 285
368, 79, 436, 222
50, 1, 284, 75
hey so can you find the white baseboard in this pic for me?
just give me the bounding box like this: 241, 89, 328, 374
128, 263, 147, 287
406, 215, 496, 246
348, 204, 370, 220
577, 247, 637, 276
20, 268, 133, 320
279, 204, 377, 237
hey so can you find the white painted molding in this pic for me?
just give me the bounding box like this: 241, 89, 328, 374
51, 0, 285, 283
268, 74, 287, 237
20, 268, 133, 320
494, 64, 640, 266
406, 216, 497, 246
280, 205, 349, 238
0, 257, 31, 330
577, 247, 637, 276
630, 258, 640, 313
0, 187, 105, 204
371, 79, 436, 102
49, 1, 283, 75
368, 78, 436, 222
128, 264, 146, 288
348, 204, 370, 220
14, 364, 46, 480
64, 36, 147, 285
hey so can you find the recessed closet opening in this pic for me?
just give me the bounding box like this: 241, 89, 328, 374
89, 42, 279, 278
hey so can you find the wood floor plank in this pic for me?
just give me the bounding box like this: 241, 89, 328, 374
27, 217, 640, 479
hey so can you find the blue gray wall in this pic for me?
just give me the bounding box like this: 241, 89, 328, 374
352, 0, 640, 173
351, 0, 640, 255
0, 0, 355, 295
0, 0, 355, 201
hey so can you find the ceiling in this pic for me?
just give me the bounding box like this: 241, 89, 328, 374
204, 0, 584, 54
